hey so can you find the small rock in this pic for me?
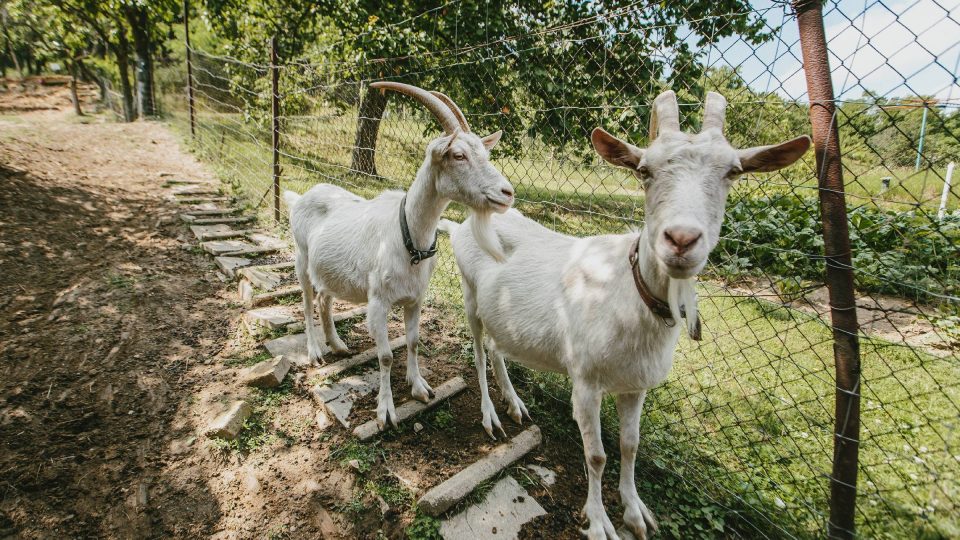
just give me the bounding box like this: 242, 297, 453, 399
315, 409, 333, 430
206, 401, 252, 440
242, 356, 290, 388
348, 459, 361, 471
414, 422, 424, 433
525, 464, 557, 487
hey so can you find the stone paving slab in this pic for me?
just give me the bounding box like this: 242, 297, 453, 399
247, 232, 287, 249
198, 228, 261, 242
265, 331, 398, 369
439, 475, 546, 540
216, 256, 252, 278
354, 377, 467, 441
222, 245, 281, 257
191, 216, 254, 225
175, 196, 233, 205
240, 266, 284, 291
418, 426, 542, 516
306, 336, 405, 379
249, 284, 301, 306
190, 224, 236, 241
171, 185, 221, 196
242, 355, 290, 388
202, 239, 259, 256
244, 305, 299, 333
312, 369, 380, 428
183, 208, 240, 217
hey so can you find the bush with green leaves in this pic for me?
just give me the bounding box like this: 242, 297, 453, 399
714, 195, 960, 303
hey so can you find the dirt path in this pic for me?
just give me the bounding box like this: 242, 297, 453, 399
0, 89, 238, 537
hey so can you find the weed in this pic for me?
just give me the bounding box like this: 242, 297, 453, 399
406, 512, 442, 540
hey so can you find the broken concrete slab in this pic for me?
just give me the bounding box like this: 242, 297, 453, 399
191, 216, 254, 225
264, 333, 317, 367
311, 369, 379, 404
182, 208, 241, 217
354, 377, 467, 441
418, 425, 542, 516
171, 185, 221, 196
202, 239, 259, 256
304, 336, 406, 379
190, 224, 238, 241
244, 305, 299, 334
216, 256, 252, 278
239, 266, 284, 291
247, 232, 287, 249
206, 401, 252, 440
175, 196, 233, 205
439, 475, 546, 540
242, 355, 290, 388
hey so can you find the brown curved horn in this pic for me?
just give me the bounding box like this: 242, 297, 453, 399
648, 90, 680, 141
430, 91, 470, 133
701, 92, 727, 133
369, 81, 458, 135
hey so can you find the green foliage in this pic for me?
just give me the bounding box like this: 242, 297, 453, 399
714, 194, 960, 301
406, 512, 442, 540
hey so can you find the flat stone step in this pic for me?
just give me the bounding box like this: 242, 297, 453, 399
265, 332, 403, 370
176, 196, 233, 205
312, 369, 380, 428
182, 207, 242, 217
439, 475, 546, 540
418, 426, 542, 517
216, 256, 253, 278
353, 376, 467, 441
171, 185, 221, 196
247, 232, 286, 250
190, 216, 254, 225
193, 227, 261, 242
243, 304, 366, 335
202, 239, 261, 256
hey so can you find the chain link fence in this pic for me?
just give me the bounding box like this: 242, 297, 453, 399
160, 0, 959, 537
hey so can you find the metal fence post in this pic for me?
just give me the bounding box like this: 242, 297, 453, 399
183, 0, 196, 138
794, 2, 862, 538
271, 37, 281, 224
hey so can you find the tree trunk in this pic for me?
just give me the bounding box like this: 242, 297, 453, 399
350, 87, 387, 177
0, 5, 21, 78
124, 6, 154, 118
114, 17, 135, 122
69, 59, 83, 116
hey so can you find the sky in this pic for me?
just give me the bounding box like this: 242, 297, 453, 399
707, 0, 960, 103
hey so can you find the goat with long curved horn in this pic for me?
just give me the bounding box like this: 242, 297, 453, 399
369, 81, 460, 134
701, 91, 727, 133
284, 81, 514, 432
430, 90, 471, 133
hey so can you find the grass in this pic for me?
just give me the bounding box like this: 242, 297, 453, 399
161, 96, 959, 538
210, 379, 296, 455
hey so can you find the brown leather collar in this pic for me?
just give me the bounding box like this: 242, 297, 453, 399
628, 236, 702, 340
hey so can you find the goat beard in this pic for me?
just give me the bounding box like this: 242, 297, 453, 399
667, 277, 699, 339
469, 209, 506, 263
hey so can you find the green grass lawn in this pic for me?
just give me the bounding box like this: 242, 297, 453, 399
165, 97, 958, 538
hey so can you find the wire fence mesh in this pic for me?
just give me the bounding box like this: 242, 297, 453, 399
159, 0, 959, 537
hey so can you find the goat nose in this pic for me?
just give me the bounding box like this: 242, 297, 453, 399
501, 186, 514, 198
663, 226, 702, 255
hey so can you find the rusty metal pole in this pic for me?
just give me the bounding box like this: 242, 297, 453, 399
793, 2, 862, 538
183, 0, 195, 137
271, 37, 281, 224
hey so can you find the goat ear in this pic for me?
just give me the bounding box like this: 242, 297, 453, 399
591, 127, 643, 170
481, 130, 502, 150
738, 135, 811, 173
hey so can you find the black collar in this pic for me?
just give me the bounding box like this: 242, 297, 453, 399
628, 236, 702, 340
399, 195, 438, 265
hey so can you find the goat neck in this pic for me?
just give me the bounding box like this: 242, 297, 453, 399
632, 227, 670, 302
404, 163, 449, 251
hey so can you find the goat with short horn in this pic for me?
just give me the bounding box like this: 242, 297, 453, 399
447, 90, 810, 539
284, 81, 514, 429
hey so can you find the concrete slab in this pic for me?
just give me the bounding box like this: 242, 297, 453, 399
242, 356, 291, 388
247, 232, 287, 249
182, 208, 240, 217
439, 476, 546, 540
190, 224, 236, 241
311, 369, 379, 404
191, 216, 254, 225
202, 239, 259, 256
175, 196, 233, 205
171, 185, 221, 196
250, 285, 301, 306
216, 256, 252, 278
354, 377, 467, 441
304, 336, 406, 380
240, 266, 284, 291
244, 305, 299, 333
198, 228, 260, 242
418, 426, 542, 516
222, 245, 281, 257
264, 333, 320, 367
206, 401, 252, 440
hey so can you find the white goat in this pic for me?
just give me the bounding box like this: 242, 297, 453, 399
284, 82, 514, 429
448, 91, 810, 539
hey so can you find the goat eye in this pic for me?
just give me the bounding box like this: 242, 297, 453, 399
452, 152, 467, 161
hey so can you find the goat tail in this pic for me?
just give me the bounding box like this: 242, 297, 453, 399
282, 190, 301, 215
437, 218, 460, 235
469, 209, 506, 263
